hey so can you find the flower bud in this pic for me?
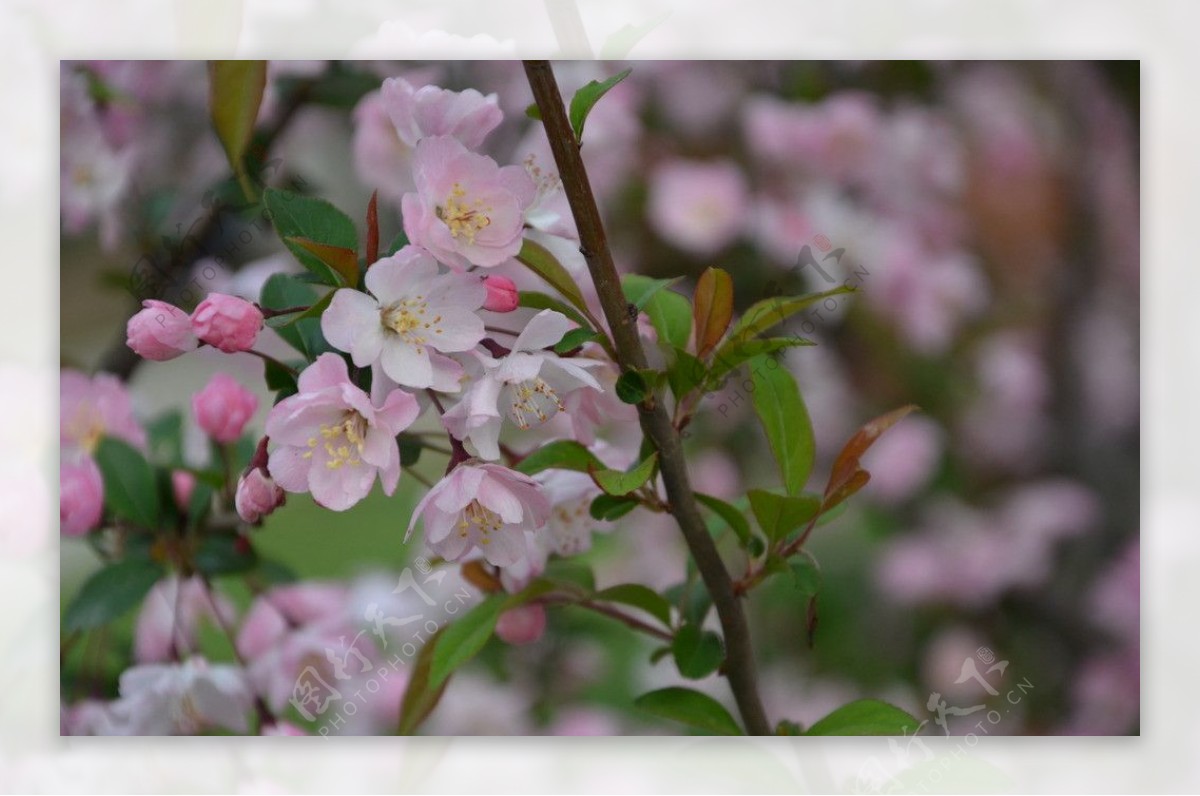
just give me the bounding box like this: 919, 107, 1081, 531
171, 469, 196, 512
126, 300, 198, 361
236, 467, 285, 524
495, 603, 546, 645
482, 275, 519, 313
191, 293, 263, 353
61, 457, 104, 537
192, 373, 258, 444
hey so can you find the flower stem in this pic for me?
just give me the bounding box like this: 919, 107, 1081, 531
523, 60, 772, 735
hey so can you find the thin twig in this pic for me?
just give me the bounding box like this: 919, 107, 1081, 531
523, 61, 772, 735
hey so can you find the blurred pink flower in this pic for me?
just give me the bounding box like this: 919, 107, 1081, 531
171, 470, 196, 512
351, 90, 415, 206
107, 657, 254, 735
60, 455, 103, 537
322, 245, 484, 391
126, 299, 198, 361
860, 414, 944, 503
191, 293, 264, 354
401, 136, 535, 269
265, 354, 420, 511
409, 463, 550, 568
495, 603, 546, 645
647, 159, 748, 256
380, 77, 502, 149
61, 370, 146, 455
134, 575, 238, 664
192, 372, 259, 443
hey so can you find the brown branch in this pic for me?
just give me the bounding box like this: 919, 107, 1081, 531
523, 60, 772, 735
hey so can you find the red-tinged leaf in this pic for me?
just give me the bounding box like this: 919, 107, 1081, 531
366, 190, 379, 266
397, 626, 449, 735
284, 236, 359, 288
822, 405, 918, 509
693, 267, 734, 359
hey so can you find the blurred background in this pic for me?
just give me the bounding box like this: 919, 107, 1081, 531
60, 60, 1139, 736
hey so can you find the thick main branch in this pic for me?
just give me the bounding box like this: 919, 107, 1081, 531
523, 60, 772, 736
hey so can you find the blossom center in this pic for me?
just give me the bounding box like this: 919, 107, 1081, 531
507, 377, 564, 430
305, 412, 368, 469
457, 499, 502, 544
66, 408, 106, 453
380, 296, 444, 353
436, 183, 492, 244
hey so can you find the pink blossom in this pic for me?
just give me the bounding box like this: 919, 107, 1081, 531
351, 89, 415, 206
495, 603, 546, 645
60, 370, 145, 455
191, 293, 264, 353
171, 470, 195, 512
538, 468, 604, 557
108, 657, 253, 735
321, 246, 485, 390
192, 372, 259, 443
401, 136, 535, 269
442, 311, 603, 460
60, 455, 103, 536
647, 159, 748, 256
134, 575, 237, 664
408, 463, 550, 568
482, 274, 519, 313
860, 414, 944, 503
236, 467, 285, 524
264, 354, 420, 511
125, 299, 198, 361
380, 77, 502, 149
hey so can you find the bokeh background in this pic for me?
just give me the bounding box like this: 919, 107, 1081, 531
60, 60, 1139, 736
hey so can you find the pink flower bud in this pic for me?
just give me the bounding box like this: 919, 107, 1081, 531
495, 603, 546, 645
171, 470, 196, 512
61, 456, 103, 537
126, 300, 198, 361
482, 275, 519, 313
191, 293, 263, 353
236, 467, 285, 524
192, 373, 258, 444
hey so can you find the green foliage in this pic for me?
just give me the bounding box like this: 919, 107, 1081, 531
63, 558, 164, 633
634, 687, 743, 735
747, 489, 821, 545
694, 492, 760, 555
515, 440, 603, 476
208, 61, 267, 201
622, 275, 690, 349
569, 68, 632, 142
263, 188, 359, 287
554, 327, 600, 354
194, 534, 258, 576
594, 584, 673, 628
803, 699, 921, 736
707, 337, 814, 384
748, 355, 815, 496
93, 437, 161, 529
515, 238, 590, 318
428, 595, 508, 692
672, 624, 724, 679
722, 285, 855, 348
592, 453, 658, 496
517, 290, 592, 331
615, 369, 651, 404
589, 493, 639, 521
259, 273, 328, 360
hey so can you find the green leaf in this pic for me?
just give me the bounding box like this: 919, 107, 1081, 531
663, 582, 713, 626
259, 273, 319, 357
145, 411, 184, 469
428, 595, 507, 691
93, 437, 161, 529
515, 440, 603, 476
790, 554, 822, 597
524, 102, 541, 121
693, 267, 734, 359
397, 626, 449, 735
724, 285, 856, 346
63, 558, 164, 632
747, 489, 821, 544
283, 237, 359, 288
667, 347, 707, 400
804, 699, 921, 736
634, 687, 743, 735
569, 68, 632, 142
384, 230, 409, 257
594, 584, 672, 628
748, 355, 815, 496
708, 337, 815, 384
592, 453, 658, 496
194, 534, 258, 576
515, 238, 589, 317
263, 358, 298, 398
397, 434, 423, 468
694, 492, 758, 554
263, 188, 359, 287
672, 624, 725, 679
615, 369, 649, 404
622, 275, 691, 349
186, 480, 214, 533
208, 61, 267, 201
589, 493, 639, 521
518, 290, 592, 331
541, 559, 596, 593
554, 327, 599, 354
